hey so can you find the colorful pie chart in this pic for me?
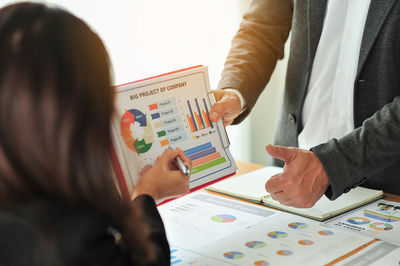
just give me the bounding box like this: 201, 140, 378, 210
254, 261, 270, 266
120, 109, 153, 154
223, 251, 244, 260
211, 214, 236, 223
288, 222, 308, 229
369, 222, 393, 231
245, 241, 266, 249
298, 239, 314, 246
277, 249, 293, 256
267, 231, 288, 239
347, 217, 371, 225
318, 230, 334, 236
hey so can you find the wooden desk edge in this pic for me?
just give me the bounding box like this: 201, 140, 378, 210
235, 161, 400, 203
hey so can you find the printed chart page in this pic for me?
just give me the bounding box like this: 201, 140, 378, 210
334, 240, 400, 266
158, 191, 279, 265
326, 199, 400, 245
112, 66, 236, 194
158, 191, 375, 266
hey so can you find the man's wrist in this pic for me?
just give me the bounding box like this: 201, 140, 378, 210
224, 88, 247, 111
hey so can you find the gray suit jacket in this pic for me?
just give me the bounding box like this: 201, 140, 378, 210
218, 0, 400, 199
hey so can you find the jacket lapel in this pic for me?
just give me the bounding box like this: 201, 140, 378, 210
357, 0, 396, 77
307, 0, 327, 64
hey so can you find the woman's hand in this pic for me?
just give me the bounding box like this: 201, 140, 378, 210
132, 148, 192, 201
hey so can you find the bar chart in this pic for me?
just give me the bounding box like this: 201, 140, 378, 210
184, 142, 227, 175
148, 98, 188, 147
186, 98, 213, 133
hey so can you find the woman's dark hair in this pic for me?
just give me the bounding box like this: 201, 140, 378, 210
0, 2, 155, 262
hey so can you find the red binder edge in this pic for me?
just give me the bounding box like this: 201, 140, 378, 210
116, 65, 204, 87
111, 65, 236, 202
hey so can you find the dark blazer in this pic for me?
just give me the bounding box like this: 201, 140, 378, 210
218, 0, 400, 199
0, 195, 170, 266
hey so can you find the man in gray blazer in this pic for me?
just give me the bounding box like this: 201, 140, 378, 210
209, 0, 400, 207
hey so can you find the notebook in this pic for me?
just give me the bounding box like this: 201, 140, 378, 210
206, 166, 383, 221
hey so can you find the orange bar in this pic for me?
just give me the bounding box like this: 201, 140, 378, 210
192, 152, 221, 167
202, 110, 211, 128
195, 112, 203, 130
160, 139, 169, 146
149, 103, 158, 110
187, 114, 196, 132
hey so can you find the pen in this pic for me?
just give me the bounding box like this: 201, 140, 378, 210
168, 146, 190, 176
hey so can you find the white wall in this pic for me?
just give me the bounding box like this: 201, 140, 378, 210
0, 0, 289, 165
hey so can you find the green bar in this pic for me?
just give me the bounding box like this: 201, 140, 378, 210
191, 157, 226, 175
364, 210, 400, 221
157, 130, 166, 137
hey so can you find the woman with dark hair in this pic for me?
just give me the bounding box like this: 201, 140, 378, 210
0, 2, 191, 266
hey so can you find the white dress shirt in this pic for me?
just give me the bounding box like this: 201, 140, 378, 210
298, 0, 371, 150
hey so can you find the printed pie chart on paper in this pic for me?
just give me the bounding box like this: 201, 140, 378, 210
120, 109, 154, 154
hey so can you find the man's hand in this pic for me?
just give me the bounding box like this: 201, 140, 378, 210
209, 89, 242, 126
265, 144, 330, 208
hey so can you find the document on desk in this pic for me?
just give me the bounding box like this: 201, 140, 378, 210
158, 191, 376, 265
111, 66, 236, 197
206, 166, 384, 221
325, 199, 400, 246
333, 240, 400, 266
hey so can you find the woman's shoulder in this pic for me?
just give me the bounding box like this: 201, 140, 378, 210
0, 197, 132, 266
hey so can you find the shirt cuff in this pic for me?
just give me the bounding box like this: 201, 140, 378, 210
224, 88, 247, 111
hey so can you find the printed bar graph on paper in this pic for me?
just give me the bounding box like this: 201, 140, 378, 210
195, 98, 205, 129
188, 147, 216, 161
203, 98, 213, 128
184, 142, 226, 175
187, 100, 198, 131
202, 110, 211, 128
184, 142, 212, 156
192, 152, 221, 167
191, 157, 227, 175
186, 114, 196, 132
194, 112, 204, 130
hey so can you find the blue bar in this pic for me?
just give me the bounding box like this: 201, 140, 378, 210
170, 249, 178, 254
187, 100, 198, 131
203, 98, 213, 128
184, 142, 212, 156
195, 98, 205, 129
151, 113, 160, 119
188, 147, 216, 161
171, 260, 182, 265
